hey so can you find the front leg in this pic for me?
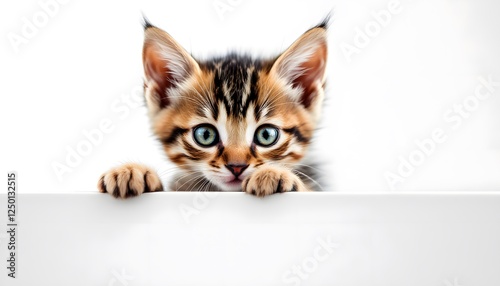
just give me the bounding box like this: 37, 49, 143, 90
242, 165, 309, 197
98, 163, 163, 199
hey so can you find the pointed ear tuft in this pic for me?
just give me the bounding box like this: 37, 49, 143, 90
143, 27, 199, 110
315, 13, 332, 30
270, 25, 328, 109
142, 15, 154, 30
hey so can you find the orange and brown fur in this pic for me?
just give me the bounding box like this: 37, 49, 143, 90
98, 18, 328, 198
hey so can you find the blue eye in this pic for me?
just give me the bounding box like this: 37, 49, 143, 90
254, 125, 279, 147
193, 125, 219, 147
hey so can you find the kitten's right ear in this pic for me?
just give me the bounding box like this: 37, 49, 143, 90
269, 21, 328, 111
143, 24, 200, 112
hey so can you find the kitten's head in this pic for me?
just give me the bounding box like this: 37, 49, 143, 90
142, 20, 328, 191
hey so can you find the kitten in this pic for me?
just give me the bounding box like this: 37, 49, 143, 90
98, 18, 328, 198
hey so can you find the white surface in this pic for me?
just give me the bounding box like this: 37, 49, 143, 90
1, 192, 500, 285
1, 0, 500, 194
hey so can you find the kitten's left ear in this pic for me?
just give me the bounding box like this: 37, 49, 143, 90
142, 23, 200, 113
270, 24, 328, 110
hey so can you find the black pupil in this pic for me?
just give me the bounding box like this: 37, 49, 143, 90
203, 129, 211, 141
262, 129, 270, 140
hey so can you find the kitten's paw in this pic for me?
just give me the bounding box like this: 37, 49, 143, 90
242, 166, 307, 197
97, 163, 163, 199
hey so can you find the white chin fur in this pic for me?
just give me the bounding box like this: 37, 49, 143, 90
208, 178, 242, 192
214, 181, 242, 192
206, 172, 246, 192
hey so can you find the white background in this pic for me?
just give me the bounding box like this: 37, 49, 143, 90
1, 0, 500, 193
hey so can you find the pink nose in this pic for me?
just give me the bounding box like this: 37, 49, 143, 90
225, 164, 249, 178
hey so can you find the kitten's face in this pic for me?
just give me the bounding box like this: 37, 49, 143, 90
142, 23, 327, 191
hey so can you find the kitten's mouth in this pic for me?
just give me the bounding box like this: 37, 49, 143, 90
217, 174, 249, 191
226, 178, 243, 186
